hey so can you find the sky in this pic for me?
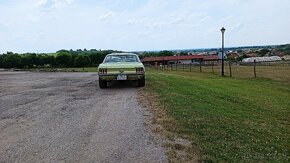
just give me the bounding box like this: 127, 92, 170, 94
0, 0, 290, 53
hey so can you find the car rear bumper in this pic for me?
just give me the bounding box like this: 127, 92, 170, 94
98, 73, 145, 81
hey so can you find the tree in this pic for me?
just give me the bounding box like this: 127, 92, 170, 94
21, 55, 31, 68
158, 50, 175, 56
88, 51, 104, 66
237, 54, 248, 61
56, 50, 72, 67
29, 53, 40, 66
139, 51, 158, 58
0, 55, 4, 68
74, 55, 91, 71
179, 52, 188, 56
257, 49, 270, 57
2, 54, 22, 68
41, 55, 56, 67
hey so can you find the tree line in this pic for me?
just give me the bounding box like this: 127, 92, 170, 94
0, 49, 177, 69
0, 49, 120, 69
2, 47, 286, 69
138, 50, 175, 59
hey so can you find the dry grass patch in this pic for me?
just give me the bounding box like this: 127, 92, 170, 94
138, 86, 200, 163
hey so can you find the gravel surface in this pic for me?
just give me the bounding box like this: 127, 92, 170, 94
0, 72, 166, 163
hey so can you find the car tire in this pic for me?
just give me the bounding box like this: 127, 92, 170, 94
137, 77, 145, 87
99, 78, 107, 89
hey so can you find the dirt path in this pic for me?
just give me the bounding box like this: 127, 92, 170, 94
0, 72, 166, 162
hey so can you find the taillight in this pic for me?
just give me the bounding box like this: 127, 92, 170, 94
136, 67, 144, 73
99, 68, 107, 74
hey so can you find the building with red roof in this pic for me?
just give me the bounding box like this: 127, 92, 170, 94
141, 55, 220, 65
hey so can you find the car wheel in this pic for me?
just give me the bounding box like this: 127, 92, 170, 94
99, 78, 107, 89
137, 77, 145, 87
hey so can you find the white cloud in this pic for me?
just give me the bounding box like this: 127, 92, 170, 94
35, 0, 74, 11
99, 11, 115, 20
0, 0, 290, 53
126, 19, 137, 26
0, 21, 9, 30
231, 22, 245, 31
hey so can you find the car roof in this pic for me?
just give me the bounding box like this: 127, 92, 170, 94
107, 53, 137, 56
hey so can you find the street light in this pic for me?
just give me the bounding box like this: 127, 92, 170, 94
220, 27, 226, 76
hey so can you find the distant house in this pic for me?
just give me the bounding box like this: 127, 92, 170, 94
271, 50, 285, 56
242, 56, 282, 63
207, 51, 218, 55
282, 55, 290, 60
227, 52, 239, 60
246, 53, 258, 57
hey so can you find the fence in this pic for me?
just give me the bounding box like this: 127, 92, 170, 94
148, 60, 290, 82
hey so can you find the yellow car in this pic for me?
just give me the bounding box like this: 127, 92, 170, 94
98, 53, 145, 88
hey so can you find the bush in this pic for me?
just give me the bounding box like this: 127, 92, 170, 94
1, 54, 22, 68
74, 55, 91, 71
56, 50, 72, 67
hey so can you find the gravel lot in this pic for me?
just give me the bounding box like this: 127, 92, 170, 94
0, 72, 166, 163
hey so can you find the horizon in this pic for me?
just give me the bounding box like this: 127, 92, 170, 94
0, 43, 287, 54
1, 0, 290, 53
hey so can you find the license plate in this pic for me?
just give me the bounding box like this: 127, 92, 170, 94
117, 74, 127, 80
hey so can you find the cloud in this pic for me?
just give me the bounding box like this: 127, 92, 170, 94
199, 15, 211, 23
99, 11, 115, 20
231, 22, 244, 31
126, 20, 137, 26
0, 21, 9, 29
35, 0, 74, 11
1, 0, 290, 53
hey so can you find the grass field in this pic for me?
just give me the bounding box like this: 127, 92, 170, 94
145, 69, 290, 162
164, 63, 290, 82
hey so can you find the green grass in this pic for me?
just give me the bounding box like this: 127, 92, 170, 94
146, 69, 290, 162
164, 63, 290, 82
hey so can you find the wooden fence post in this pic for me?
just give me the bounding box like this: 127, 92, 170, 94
254, 60, 257, 78
176, 62, 177, 71
212, 61, 214, 73
229, 61, 232, 77
199, 60, 202, 72
190, 63, 192, 72
183, 64, 184, 71
171, 64, 173, 71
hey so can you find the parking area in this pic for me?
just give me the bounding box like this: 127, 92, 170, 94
0, 72, 165, 162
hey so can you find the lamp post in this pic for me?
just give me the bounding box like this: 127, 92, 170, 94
221, 27, 226, 76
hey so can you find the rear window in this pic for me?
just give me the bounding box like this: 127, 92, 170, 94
104, 55, 140, 63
